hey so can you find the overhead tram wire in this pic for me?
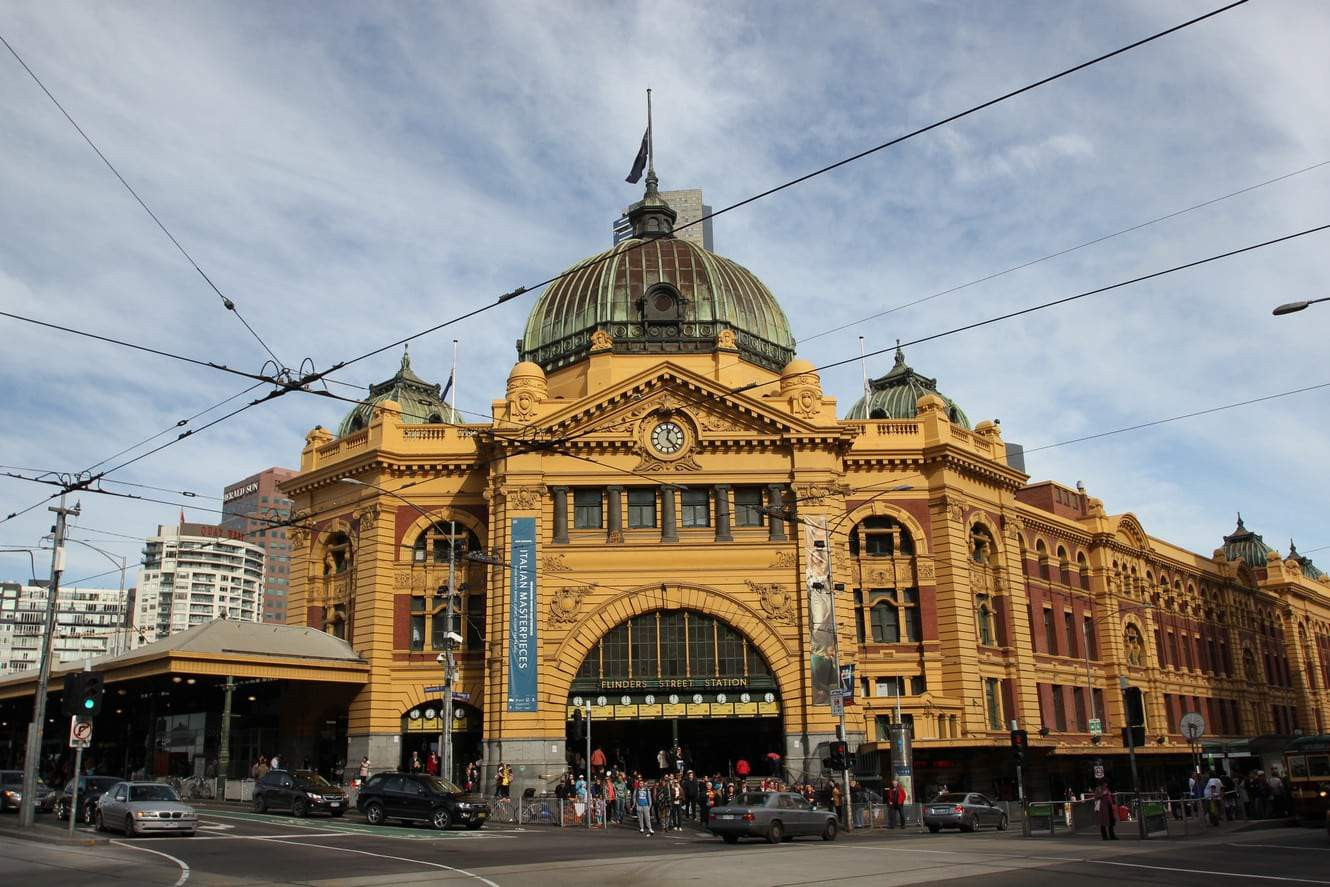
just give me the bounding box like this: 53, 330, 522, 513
730, 222, 1330, 397
289, 1, 1250, 388
0, 30, 285, 370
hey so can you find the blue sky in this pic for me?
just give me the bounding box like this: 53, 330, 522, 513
1, 0, 1328, 586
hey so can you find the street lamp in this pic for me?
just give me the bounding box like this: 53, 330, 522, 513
337, 477, 460, 783
1272, 297, 1330, 316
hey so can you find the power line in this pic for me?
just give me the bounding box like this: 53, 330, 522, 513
795, 158, 1330, 348
298, 1, 1251, 385
731, 222, 1330, 396
0, 29, 285, 369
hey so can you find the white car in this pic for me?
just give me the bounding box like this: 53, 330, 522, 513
96, 781, 197, 837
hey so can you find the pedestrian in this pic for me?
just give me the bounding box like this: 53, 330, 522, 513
683, 769, 698, 819
1267, 771, 1285, 818
254, 756, 270, 781
657, 748, 669, 774
888, 778, 907, 829
670, 775, 683, 830
270, 753, 281, 770
410, 751, 423, 773
1094, 779, 1118, 840
735, 757, 751, 779
635, 781, 654, 835
1205, 771, 1224, 826
426, 751, 440, 776
590, 746, 606, 777
496, 763, 512, 799
766, 749, 782, 777
357, 756, 370, 786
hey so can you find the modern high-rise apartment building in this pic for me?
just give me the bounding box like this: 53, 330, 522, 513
0, 581, 130, 674
131, 523, 264, 646
613, 187, 713, 250
220, 467, 296, 623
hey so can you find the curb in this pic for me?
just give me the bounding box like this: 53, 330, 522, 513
0, 824, 108, 846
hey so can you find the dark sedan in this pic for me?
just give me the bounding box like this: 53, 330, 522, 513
923, 792, 1009, 832
355, 772, 488, 830
0, 770, 56, 813
253, 769, 348, 817
708, 791, 839, 844
56, 775, 124, 824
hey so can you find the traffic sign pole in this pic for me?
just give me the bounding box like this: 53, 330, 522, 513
66, 714, 92, 836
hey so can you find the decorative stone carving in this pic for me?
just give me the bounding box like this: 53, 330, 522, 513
289, 526, 310, 550
505, 362, 548, 425
549, 586, 588, 623
916, 558, 936, 581
715, 328, 738, 350
541, 554, 572, 573
589, 329, 613, 352
633, 452, 702, 472
699, 410, 743, 433
504, 486, 544, 510
792, 482, 848, 506
768, 551, 799, 569
748, 580, 794, 624
356, 503, 379, 533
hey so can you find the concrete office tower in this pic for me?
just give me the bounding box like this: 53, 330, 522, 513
131, 523, 265, 646
0, 581, 132, 674
614, 188, 713, 250
220, 467, 297, 623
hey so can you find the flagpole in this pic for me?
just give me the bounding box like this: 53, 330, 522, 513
858, 336, 870, 402
646, 88, 653, 176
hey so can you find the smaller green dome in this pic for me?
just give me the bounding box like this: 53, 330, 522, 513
1289, 540, 1325, 580
337, 348, 460, 436
844, 346, 970, 428
1221, 514, 1275, 568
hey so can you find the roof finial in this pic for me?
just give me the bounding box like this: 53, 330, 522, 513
401, 344, 411, 371
1290, 538, 1299, 556
893, 340, 905, 367
1236, 511, 1244, 530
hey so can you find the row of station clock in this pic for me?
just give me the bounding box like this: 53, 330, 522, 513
572, 691, 777, 708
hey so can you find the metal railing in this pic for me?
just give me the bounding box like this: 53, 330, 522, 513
1023, 791, 1248, 838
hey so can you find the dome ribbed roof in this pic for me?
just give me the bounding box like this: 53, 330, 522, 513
1221, 514, 1275, 568
1289, 540, 1325, 580
520, 184, 795, 373
844, 346, 971, 428
337, 349, 459, 436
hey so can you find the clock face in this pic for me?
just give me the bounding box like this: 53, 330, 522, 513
651, 421, 685, 455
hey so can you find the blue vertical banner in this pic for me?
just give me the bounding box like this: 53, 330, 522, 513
507, 517, 539, 712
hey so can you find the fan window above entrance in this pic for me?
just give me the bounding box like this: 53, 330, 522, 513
574, 610, 774, 689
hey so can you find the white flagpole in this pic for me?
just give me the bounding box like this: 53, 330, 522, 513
858, 336, 870, 401
646, 88, 653, 176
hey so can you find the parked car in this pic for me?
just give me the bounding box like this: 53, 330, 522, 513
708, 791, 839, 844
56, 775, 125, 824
355, 772, 488, 830
0, 770, 56, 813
923, 792, 1008, 833
253, 769, 348, 817
95, 781, 197, 837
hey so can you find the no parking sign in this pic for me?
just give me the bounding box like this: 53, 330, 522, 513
69, 716, 92, 749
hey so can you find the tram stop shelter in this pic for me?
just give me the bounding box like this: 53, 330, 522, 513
0, 619, 368, 782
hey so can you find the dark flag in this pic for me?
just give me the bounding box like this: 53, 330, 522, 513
441, 367, 454, 404
625, 128, 649, 183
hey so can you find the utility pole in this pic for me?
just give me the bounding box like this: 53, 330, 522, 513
441, 337, 460, 786
585, 700, 593, 830
19, 493, 79, 827
217, 676, 235, 800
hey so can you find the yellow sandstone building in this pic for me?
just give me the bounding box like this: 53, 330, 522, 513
283, 174, 1330, 799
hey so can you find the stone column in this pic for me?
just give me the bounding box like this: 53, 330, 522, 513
549, 486, 568, 544
661, 487, 678, 543
606, 486, 623, 543
767, 484, 787, 542
714, 484, 733, 542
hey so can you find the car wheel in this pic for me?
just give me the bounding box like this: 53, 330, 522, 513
997, 814, 1009, 831
55, 800, 67, 821
364, 801, 385, 825
822, 819, 838, 841
927, 824, 940, 833
125, 815, 136, 837
254, 794, 267, 813
292, 798, 309, 818
94, 810, 106, 832
431, 807, 452, 831
766, 819, 784, 844
722, 834, 739, 844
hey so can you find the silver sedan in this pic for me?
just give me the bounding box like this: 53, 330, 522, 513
96, 782, 198, 837
923, 792, 1009, 833
708, 791, 839, 844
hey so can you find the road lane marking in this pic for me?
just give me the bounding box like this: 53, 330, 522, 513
1230, 843, 1330, 852
110, 839, 190, 886
255, 837, 501, 886
195, 808, 516, 839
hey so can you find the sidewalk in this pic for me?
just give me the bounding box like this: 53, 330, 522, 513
0, 815, 107, 846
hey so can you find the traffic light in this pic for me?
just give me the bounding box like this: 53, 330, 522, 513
828, 740, 848, 770
1010, 729, 1028, 763
62, 672, 104, 716
1122, 685, 1146, 747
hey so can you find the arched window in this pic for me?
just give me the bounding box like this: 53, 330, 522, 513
976, 596, 995, 646
970, 524, 997, 565
322, 531, 354, 640
1076, 552, 1090, 590
573, 610, 774, 685
1242, 648, 1261, 682
849, 516, 915, 558
412, 522, 481, 565
1124, 624, 1145, 667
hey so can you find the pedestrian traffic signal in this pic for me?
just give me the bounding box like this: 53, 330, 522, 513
62, 672, 104, 717
828, 740, 848, 770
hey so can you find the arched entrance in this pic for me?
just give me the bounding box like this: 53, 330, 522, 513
568, 609, 783, 779
400, 700, 482, 781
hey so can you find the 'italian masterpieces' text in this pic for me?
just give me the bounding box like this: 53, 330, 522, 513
507, 517, 539, 712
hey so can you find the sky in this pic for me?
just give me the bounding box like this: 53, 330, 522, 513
1, 0, 1328, 587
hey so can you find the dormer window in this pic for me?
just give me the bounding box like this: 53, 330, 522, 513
640, 284, 684, 323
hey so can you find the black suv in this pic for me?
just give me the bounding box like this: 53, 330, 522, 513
253, 769, 348, 817
355, 772, 488, 830
56, 775, 124, 824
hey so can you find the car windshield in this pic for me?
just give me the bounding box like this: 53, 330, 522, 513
293, 771, 331, 787
420, 776, 464, 795
932, 793, 968, 803
87, 777, 122, 791
732, 793, 771, 807
130, 784, 180, 802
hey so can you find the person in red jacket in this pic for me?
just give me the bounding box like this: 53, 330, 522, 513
887, 779, 907, 829
735, 758, 751, 778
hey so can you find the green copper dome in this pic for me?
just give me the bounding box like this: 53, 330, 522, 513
520, 178, 795, 373
337, 349, 459, 436
1289, 540, 1325, 580
844, 346, 971, 428
1221, 514, 1276, 568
